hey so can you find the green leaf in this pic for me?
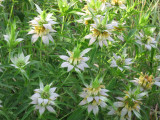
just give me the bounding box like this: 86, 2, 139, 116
67, 108, 85, 120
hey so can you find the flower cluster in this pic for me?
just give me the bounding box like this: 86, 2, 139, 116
30, 82, 59, 115
11, 52, 30, 70
60, 47, 91, 72
111, 0, 126, 9
110, 53, 133, 71
108, 89, 147, 120
85, 16, 115, 47
135, 32, 157, 50
28, 4, 57, 45
79, 78, 109, 115
132, 72, 160, 90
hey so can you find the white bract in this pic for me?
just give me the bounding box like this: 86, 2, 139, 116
111, 0, 126, 9
108, 89, 147, 120
110, 53, 133, 71
85, 16, 115, 47
79, 78, 109, 115
77, 0, 111, 25
135, 32, 157, 50
4, 34, 23, 47
4, 22, 24, 48
131, 72, 160, 90
0, 100, 2, 109
28, 4, 57, 45
11, 52, 30, 70
60, 47, 91, 72
30, 82, 59, 115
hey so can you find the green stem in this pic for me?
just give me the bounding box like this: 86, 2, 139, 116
7, 0, 15, 28
107, 43, 127, 63
8, 48, 11, 63
61, 16, 65, 34
61, 72, 72, 87
40, 38, 43, 61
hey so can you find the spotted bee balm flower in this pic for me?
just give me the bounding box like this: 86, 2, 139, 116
111, 0, 126, 9
11, 52, 30, 70
28, 4, 57, 45
108, 89, 147, 120
85, 16, 115, 47
131, 72, 160, 90
110, 53, 133, 71
135, 32, 157, 50
30, 81, 59, 115
60, 47, 91, 72
79, 78, 109, 115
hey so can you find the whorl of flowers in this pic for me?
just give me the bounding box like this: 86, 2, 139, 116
28, 4, 57, 45
30, 82, 59, 115
10, 52, 30, 70
85, 16, 115, 47
79, 78, 109, 115
111, 0, 126, 9
132, 72, 160, 90
135, 32, 157, 50
108, 89, 147, 120
110, 53, 133, 71
60, 46, 91, 72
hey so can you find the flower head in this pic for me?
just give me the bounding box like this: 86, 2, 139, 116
110, 53, 133, 71
60, 47, 91, 72
77, 1, 111, 25
111, 0, 126, 9
108, 89, 147, 120
30, 81, 59, 115
85, 16, 115, 47
79, 78, 109, 115
11, 52, 30, 70
28, 4, 57, 45
136, 32, 157, 50
132, 72, 160, 90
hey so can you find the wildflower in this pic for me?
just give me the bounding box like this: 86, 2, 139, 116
112, 21, 125, 41
79, 78, 109, 115
10, 52, 30, 70
60, 47, 91, 72
76, 5, 93, 25
131, 72, 160, 90
111, 0, 126, 9
28, 4, 57, 45
77, 1, 111, 25
110, 53, 133, 71
135, 32, 157, 50
30, 81, 59, 115
85, 16, 115, 47
108, 89, 147, 120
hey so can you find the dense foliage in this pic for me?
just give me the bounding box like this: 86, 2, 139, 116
0, 0, 159, 120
